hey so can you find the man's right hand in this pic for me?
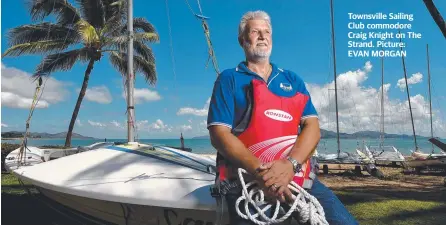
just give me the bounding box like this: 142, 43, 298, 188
256, 161, 294, 204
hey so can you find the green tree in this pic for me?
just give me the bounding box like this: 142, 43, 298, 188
2, 0, 159, 147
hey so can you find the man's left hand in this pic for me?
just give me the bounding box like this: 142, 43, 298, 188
260, 159, 295, 196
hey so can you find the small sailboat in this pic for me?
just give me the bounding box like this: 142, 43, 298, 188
315, 0, 372, 167
355, 55, 406, 167
401, 44, 446, 171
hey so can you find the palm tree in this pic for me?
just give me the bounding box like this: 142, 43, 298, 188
423, 0, 446, 39
2, 0, 159, 147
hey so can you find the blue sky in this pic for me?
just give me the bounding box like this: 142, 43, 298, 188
1, 0, 445, 139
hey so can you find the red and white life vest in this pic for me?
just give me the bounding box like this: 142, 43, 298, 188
217, 79, 316, 190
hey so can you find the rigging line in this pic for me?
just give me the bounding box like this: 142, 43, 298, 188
184, 0, 196, 15
165, 0, 178, 98
184, 0, 220, 76
196, 0, 204, 16
18, 2, 78, 162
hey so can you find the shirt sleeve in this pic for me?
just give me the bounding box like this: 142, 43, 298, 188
292, 72, 318, 120
207, 72, 234, 129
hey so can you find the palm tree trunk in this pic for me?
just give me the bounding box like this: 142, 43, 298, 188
423, 0, 446, 39
64, 59, 95, 147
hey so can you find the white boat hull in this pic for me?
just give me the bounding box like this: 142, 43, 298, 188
8, 143, 307, 224
8, 144, 232, 224
37, 187, 223, 225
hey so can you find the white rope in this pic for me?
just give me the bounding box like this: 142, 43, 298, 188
235, 168, 328, 225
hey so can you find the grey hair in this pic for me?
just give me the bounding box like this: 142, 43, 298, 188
238, 10, 272, 39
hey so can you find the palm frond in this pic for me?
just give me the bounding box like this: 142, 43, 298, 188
121, 17, 157, 33
105, 32, 159, 48
101, 14, 125, 38
107, 39, 154, 62
109, 51, 127, 75
102, 0, 126, 21
34, 48, 91, 76
27, 0, 81, 25
76, 20, 100, 46
6, 22, 79, 46
133, 41, 155, 62
75, 0, 105, 28
109, 51, 157, 85
3, 40, 73, 57
134, 53, 157, 85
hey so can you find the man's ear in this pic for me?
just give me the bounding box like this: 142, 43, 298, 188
238, 36, 243, 46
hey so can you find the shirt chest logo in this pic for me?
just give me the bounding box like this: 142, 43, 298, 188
264, 109, 293, 122
280, 83, 293, 92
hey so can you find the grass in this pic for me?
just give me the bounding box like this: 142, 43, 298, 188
1, 173, 93, 225
3, 173, 446, 225
336, 191, 446, 225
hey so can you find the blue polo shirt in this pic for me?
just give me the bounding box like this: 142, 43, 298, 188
207, 62, 318, 130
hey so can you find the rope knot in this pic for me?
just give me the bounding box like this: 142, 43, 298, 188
236, 168, 329, 225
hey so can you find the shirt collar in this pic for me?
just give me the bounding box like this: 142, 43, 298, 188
236, 61, 281, 77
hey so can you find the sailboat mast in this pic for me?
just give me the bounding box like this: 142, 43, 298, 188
399, 34, 417, 150
427, 44, 434, 152
380, 55, 384, 149
127, 0, 135, 143
330, 0, 340, 157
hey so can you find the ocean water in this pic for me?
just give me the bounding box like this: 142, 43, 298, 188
2, 137, 445, 156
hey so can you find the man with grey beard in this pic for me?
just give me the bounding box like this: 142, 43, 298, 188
207, 10, 358, 225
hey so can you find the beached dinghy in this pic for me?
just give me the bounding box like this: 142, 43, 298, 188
405, 153, 446, 170
4, 142, 115, 172
358, 145, 406, 165
11, 142, 229, 225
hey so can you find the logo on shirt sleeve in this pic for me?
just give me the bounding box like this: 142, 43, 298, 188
264, 109, 293, 122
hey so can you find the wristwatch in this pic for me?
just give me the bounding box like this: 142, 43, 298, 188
286, 156, 302, 173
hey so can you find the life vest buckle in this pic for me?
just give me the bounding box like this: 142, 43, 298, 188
210, 184, 221, 198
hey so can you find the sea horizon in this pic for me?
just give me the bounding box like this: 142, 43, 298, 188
2, 136, 445, 156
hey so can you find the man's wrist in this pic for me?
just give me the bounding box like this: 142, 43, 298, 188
286, 156, 302, 173
246, 158, 262, 175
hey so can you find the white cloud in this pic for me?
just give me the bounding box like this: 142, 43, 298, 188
110, 120, 124, 129
1, 63, 69, 109
83, 86, 112, 104
150, 119, 166, 130
396, 72, 423, 91
76, 119, 83, 126
133, 119, 173, 133
122, 88, 161, 104
177, 97, 211, 116
88, 120, 107, 127
1, 123, 9, 127
180, 125, 192, 131
307, 61, 445, 138
2, 92, 50, 108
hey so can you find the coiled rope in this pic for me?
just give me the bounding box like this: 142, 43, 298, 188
235, 168, 328, 225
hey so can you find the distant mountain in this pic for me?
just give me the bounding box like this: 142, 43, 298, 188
1, 131, 95, 139
192, 129, 428, 139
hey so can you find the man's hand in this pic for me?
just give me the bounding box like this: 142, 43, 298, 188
256, 160, 295, 203
261, 159, 294, 188
253, 165, 279, 203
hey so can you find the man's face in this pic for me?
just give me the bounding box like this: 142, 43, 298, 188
242, 19, 272, 60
